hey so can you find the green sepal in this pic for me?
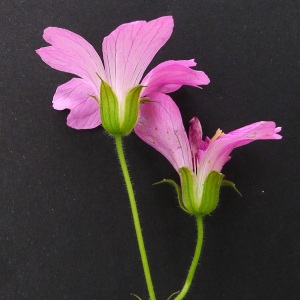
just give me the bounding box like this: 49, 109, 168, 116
166, 291, 180, 300
153, 179, 190, 214
221, 179, 242, 196
200, 171, 224, 215
99, 78, 121, 135
178, 167, 198, 214
122, 85, 144, 135
140, 97, 158, 104
130, 293, 143, 300
89, 94, 99, 103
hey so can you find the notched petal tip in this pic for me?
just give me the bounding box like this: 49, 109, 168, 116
260, 121, 283, 140
274, 126, 283, 139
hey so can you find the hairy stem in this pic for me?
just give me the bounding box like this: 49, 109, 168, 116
174, 215, 203, 300
115, 134, 156, 300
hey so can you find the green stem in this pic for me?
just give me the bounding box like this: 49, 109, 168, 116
174, 215, 203, 300
114, 134, 156, 300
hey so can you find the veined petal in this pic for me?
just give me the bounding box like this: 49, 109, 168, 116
141, 60, 210, 96
189, 117, 203, 159
197, 121, 282, 183
36, 27, 105, 89
102, 16, 174, 102
53, 78, 101, 129
135, 93, 192, 170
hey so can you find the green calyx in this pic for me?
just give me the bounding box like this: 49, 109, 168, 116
154, 169, 224, 216
99, 78, 143, 136
179, 168, 224, 215
155, 169, 241, 216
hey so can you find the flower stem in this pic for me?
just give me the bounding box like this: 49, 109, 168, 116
114, 134, 156, 300
174, 215, 203, 300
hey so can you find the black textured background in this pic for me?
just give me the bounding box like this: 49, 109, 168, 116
1, 1, 299, 299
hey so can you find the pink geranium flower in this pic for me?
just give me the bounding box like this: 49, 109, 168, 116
36, 16, 209, 131
135, 94, 282, 214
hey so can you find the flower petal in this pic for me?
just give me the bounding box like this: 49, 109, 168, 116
189, 117, 203, 159
135, 93, 192, 170
36, 27, 105, 89
102, 16, 174, 101
141, 60, 210, 96
197, 121, 282, 182
53, 78, 101, 129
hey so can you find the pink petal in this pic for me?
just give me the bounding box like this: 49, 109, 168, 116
36, 27, 105, 90
141, 60, 210, 96
102, 16, 174, 102
135, 93, 192, 170
198, 121, 282, 180
53, 78, 101, 129
189, 117, 203, 159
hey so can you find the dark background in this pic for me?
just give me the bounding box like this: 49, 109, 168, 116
1, 1, 299, 299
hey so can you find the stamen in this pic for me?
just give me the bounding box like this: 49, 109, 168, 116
209, 128, 224, 144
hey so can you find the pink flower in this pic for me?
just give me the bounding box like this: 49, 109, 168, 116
36, 16, 209, 131
135, 94, 282, 214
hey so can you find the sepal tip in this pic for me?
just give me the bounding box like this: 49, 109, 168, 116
221, 179, 242, 196
153, 178, 190, 214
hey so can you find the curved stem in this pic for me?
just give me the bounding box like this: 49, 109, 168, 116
114, 134, 156, 300
174, 215, 203, 300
